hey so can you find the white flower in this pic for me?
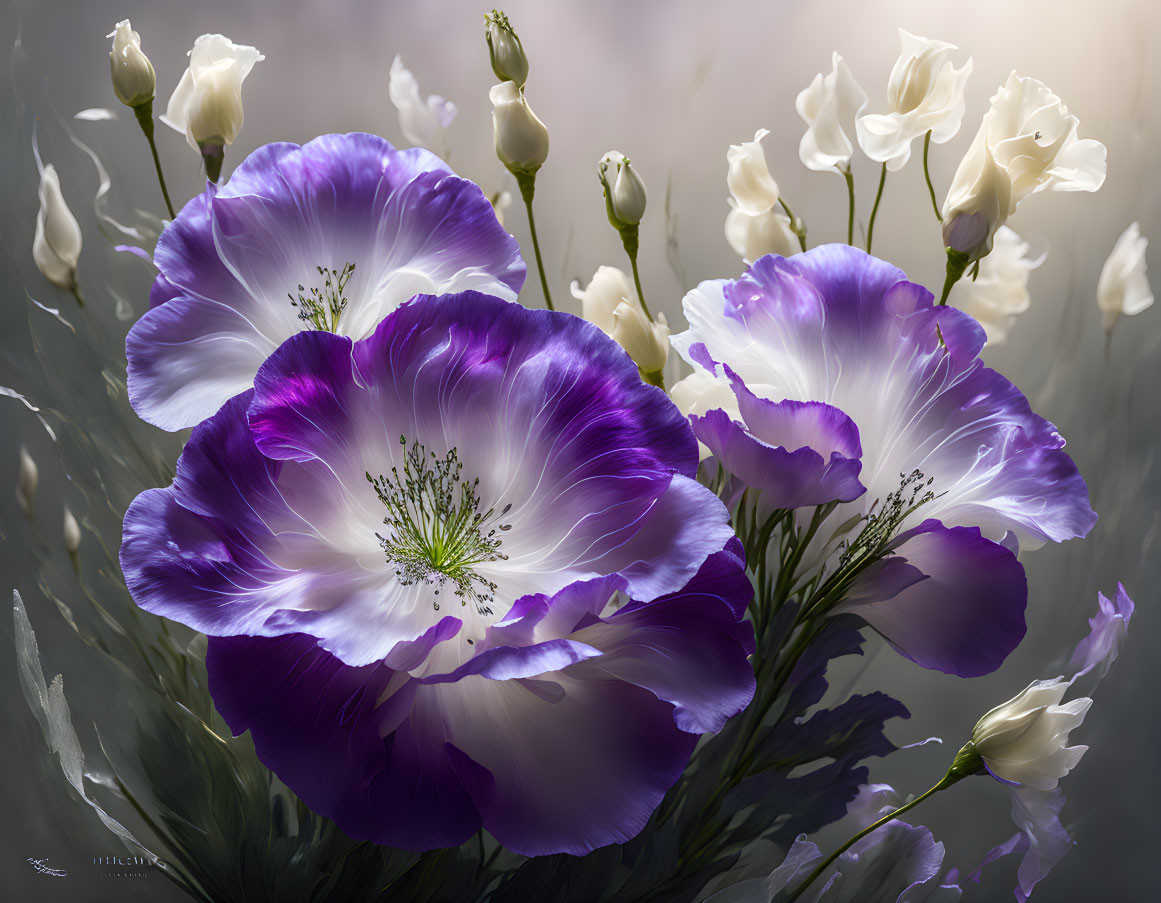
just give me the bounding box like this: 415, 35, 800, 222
485, 11, 529, 89
668, 370, 740, 461
489, 81, 549, 175
795, 53, 867, 173
725, 201, 799, 263
570, 265, 636, 334
16, 446, 38, 518
598, 151, 647, 228
942, 72, 1106, 260
162, 34, 263, 151
108, 19, 155, 108
856, 29, 971, 172
63, 505, 81, 556
1097, 222, 1153, 333
952, 226, 1045, 344
971, 678, 1090, 791
612, 303, 669, 374
727, 129, 780, 215
33, 164, 82, 292
388, 55, 457, 158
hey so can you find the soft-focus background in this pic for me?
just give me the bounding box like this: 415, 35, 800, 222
1, 0, 1157, 899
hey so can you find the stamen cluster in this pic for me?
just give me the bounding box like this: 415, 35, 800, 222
289, 262, 356, 332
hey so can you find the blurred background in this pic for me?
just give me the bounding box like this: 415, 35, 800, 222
0, 0, 1157, 899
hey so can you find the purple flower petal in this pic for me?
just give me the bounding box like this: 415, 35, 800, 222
127, 133, 525, 430
1068, 583, 1134, 682
833, 521, 1027, 677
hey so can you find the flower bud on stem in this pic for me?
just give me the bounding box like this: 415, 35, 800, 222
133, 100, 177, 219
785, 742, 984, 902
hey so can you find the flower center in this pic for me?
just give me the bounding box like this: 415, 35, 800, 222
838, 468, 938, 568
367, 437, 511, 616
289, 262, 356, 332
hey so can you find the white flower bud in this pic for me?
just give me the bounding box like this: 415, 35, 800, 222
485, 11, 529, 89
598, 151, 647, 229
16, 446, 38, 518
972, 678, 1090, 791
725, 200, 799, 263
1097, 222, 1153, 333
727, 129, 780, 215
162, 33, 263, 152
489, 81, 548, 175
32, 164, 82, 292
63, 505, 81, 556
108, 20, 155, 108
570, 265, 636, 335
855, 30, 971, 172
668, 370, 740, 461
796, 53, 867, 173
388, 55, 457, 159
942, 72, 1105, 260
951, 226, 1045, 344
611, 302, 669, 374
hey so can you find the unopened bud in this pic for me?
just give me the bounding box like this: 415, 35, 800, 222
108, 20, 155, 108
485, 10, 529, 89
17, 446, 38, 518
599, 151, 647, 230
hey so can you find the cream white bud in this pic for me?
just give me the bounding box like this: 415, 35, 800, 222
727, 129, 780, 215
796, 53, 867, 174
1097, 222, 1153, 333
485, 11, 529, 89
32, 164, 82, 292
388, 55, 457, 158
489, 81, 548, 175
972, 678, 1090, 791
599, 151, 647, 228
108, 19, 155, 108
63, 505, 81, 556
611, 302, 669, 374
16, 446, 38, 518
162, 33, 263, 152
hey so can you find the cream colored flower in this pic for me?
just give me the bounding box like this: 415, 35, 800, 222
856, 29, 971, 172
725, 201, 798, 263
612, 303, 669, 374
108, 19, 155, 108
32, 165, 82, 292
942, 72, 1105, 260
795, 53, 867, 173
162, 34, 263, 150
388, 55, 456, 158
952, 226, 1045, 344
668, 370, 740, 461
972, 678, 1090, 791
727, 129, 780, 215
489, 81, 548, 175
1097, 222, 1153, 333
598, 151, 647, 228
570, 265, 638, 335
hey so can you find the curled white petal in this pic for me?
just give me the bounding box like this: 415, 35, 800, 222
952, 226, 1045, 344
570, 265, 636, 336
725, 199, 798, 263
388, 55, 457, 158
162, 33, 263, 151
33, 164, 82, 290
611, 303, 668, 373
727, 129, 780, 214
795, 53, 867, 173
1097, 222, 1153, 332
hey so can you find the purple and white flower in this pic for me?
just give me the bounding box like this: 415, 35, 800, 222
672, 244, 1096, 677
121, 292, 754, 854
126, 132, 525, 430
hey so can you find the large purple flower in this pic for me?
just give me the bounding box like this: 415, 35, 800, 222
127, 132, 525, 430
121, 293, 754, 854
672, 245, 1096, 677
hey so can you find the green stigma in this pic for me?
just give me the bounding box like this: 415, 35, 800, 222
289, 262, 356, 333
367, 437, 511, 616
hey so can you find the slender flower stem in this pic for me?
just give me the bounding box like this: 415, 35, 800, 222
69, 280, 85, 307
866, 163, 887, 254
627, 249, 654, 323
134, 102, 177, 220
842, 167, 856, 246
516, 171, 554, 311
938, 248, 971, 306
779, 197, 808, 252
785, 745, 981, 903
923, 131, 942, 223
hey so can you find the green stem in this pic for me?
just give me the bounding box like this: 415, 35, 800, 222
641, 367, 665, 390
516, 171, 554, 311
866, 163, 887, 253
938, 248, 971, 306
779, 197, 808, 252
785, 756, 977, 903
200, 143, 224, 184
843, 167, 855, 246
69, 279, 85, 307
624, 231, 654, 322
134, 102, 177, 220
923, 131, 942, 223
